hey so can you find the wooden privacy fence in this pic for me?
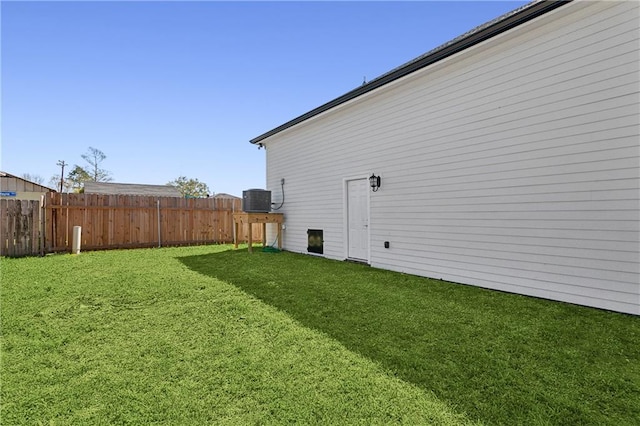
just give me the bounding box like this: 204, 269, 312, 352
42, 193, 263, 253
0, 199, 42, 257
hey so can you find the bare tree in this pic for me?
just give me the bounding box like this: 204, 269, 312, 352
81, 147, 112, 182
48, 175, 72, 193
20, 173, 45, 185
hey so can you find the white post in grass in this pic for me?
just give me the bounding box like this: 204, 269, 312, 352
157, 199, 161, 248
72, 226, 82, 255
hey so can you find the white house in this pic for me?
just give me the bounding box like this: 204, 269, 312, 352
250, 0, 640, 315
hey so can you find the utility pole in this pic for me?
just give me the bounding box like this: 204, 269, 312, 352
56, 160, 67, 192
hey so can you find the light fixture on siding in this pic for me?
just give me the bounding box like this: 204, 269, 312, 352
369, 173, 381, 192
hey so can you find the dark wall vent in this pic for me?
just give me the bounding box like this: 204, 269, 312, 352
242, 189, 271, 212
307, 229, 323, 254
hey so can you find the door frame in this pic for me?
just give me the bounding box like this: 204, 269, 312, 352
342, 175, 370, 263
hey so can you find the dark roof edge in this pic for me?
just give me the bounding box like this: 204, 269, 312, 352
251, 0, 571, 145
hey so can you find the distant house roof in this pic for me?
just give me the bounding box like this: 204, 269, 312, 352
0, 171, 57, 192
250, 0, 570, 144
83, 182, 182, 197
213, 192, 240, 200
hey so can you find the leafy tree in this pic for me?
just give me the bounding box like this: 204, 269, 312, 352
66, 165, 92, 193
167, 176, 211, 198
20, 173, 45, 185
81, 146, 112, 182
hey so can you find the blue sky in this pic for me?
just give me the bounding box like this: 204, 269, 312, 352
2, 1, 527, 196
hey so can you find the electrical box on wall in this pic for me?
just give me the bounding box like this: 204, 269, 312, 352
242, 189, 271, 212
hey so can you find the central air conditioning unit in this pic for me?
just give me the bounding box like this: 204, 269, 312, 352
242, 189, 271, 213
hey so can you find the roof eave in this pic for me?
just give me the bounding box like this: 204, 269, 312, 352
250, 0, 571, 145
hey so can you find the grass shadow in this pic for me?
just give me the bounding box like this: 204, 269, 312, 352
179, 249, 640, 425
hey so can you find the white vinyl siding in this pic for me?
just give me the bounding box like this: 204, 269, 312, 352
263, 0, 640, 315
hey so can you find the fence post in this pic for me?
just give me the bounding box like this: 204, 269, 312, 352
232, 199, 236, 245
40, 194, 45, 256
157, 199, 161, 248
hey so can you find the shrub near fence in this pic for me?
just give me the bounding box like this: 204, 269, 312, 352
42, 193, 262, 253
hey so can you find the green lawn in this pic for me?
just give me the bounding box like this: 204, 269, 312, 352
181, 248, 640, 426
2, 246, 639, 425
1, 246, 471, 425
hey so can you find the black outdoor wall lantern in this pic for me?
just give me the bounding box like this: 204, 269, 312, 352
369, 173, 381, 192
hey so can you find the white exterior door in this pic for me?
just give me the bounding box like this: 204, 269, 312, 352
347, 178, 369, 261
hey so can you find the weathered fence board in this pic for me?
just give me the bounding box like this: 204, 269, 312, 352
0, 199, 41, 257
42, 193, 263, 253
